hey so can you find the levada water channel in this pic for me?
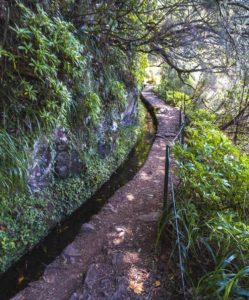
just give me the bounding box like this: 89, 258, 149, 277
0, 103, 156, 300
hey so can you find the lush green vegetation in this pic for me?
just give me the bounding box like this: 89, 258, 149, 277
156, 68, 192, 108
1, 4, 84, 131
157, 70, 249, 298
0, 103, 146, 273
173, 111, 249, 298
1, 0, 249, 291
0, 1, 149, 273
0, 1, 150, 192
174, 110, 248, 213
0, 3, 85, 193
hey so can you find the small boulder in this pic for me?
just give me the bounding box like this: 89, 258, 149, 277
97, 141, 112, 158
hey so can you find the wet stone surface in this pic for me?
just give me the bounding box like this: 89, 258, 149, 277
97, 141, 114, 159
26, 88, 140, 191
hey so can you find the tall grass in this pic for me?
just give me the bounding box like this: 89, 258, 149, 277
166, 109, 249, 299
0, 131, 28, 194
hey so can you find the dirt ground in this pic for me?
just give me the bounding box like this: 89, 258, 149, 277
12, 86, 181, 300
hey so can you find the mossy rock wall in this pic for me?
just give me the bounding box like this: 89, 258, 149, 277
0, 2, 148, 274
26, 87, 139, 193
0, 97, 144, 273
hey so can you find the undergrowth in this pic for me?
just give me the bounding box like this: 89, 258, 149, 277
156, 67, 193, 107
172, 110, 249, 299
156, 67, 249, 299
0, 2, 147, 195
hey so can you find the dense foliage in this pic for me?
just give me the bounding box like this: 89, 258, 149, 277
0, 1, 149, 193
1, 4, 84, 132
172, 111, 249, 299
0, 0, 249, 288
156, 61, 249, 297
152, 96, 248, 300
156, 67, 192, 108
0, 0, 149, 272
174, 110, 249, 213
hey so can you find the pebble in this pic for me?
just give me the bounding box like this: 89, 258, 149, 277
63, 244, 81, 257
115, 226, 126, 232
84, 264, 99, 290
69, 292, 79, 300
81, 223, 95, 233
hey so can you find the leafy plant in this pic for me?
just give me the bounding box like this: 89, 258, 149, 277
84, 92, 101, 125
131, 53, 149, 89
0, 131, 28, 194
1, 3, 85, 133
0, 0, 147, 275
110, 81, 127, 110
174, 109, 249, 213
170, 109, 249, 299
156, 67, 193, 107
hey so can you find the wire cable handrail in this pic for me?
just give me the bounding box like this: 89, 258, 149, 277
170, 172, 186, 299
162, 107, 187, 299
171, 122, 185, 144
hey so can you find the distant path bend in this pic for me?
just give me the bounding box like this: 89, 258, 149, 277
12, 86, 180, 300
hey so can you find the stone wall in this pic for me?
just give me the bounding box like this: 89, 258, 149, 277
27, 87, 139, 193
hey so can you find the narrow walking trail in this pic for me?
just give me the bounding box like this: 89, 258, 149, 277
13, 86, 180, 300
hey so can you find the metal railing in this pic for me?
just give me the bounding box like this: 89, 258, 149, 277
162, 107, 187, 299
163, 108, 185, 208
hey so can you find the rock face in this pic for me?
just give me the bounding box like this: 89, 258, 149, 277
97, 140, 115, 159
96, 87, 139, 159
54, 128, 84, 179
121, 88, 139, 126
0, 0, 8, 22
26, 89, 139, 193
26, 138, 53, 193
27, 128, 85, 193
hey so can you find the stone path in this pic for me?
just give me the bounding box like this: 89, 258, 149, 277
12, 86, 180, 300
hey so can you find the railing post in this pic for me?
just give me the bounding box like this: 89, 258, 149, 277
179, 108, 183, 144
163, 145, 170, 211
179, 107, 182, 127
179, 107, 186, 145
182, 126, 185, 145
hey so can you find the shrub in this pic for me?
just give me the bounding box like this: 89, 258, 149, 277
0, 3, 85, 133
174, 109, 249, 213
156, 67, 192, 107
171, 109, 249, 299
